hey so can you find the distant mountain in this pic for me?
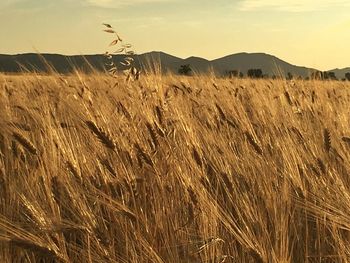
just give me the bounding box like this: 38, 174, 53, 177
211, 53, 316, 77
328, 67, 350, 80
0, 54, 107, 73
0, 52, 348, 78
137, 51, 182, 72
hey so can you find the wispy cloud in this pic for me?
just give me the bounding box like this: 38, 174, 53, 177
239, 0, 350, 12
84, 0, 173, 8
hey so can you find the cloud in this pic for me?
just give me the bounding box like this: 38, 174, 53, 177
84, 0, 173, 8
239, 0, 350, 12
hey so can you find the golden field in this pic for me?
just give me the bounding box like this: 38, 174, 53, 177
1, 72, 350, 262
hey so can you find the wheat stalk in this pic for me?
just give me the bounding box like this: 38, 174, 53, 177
284, 90, 293, 106
12, 132, 38, 155
192, 147, 203, 167
98, 158, 117, 177
134, 143, 153, 167
323, 128, 331, 152
146, 122, 159, 148
85, 120, 116, 150
245, 132, 263, 155
102, 23, 141, 80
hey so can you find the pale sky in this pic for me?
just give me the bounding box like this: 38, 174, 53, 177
1, 0, 350, 70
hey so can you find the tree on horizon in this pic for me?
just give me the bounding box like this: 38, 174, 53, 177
178, 64, 192, 76
345, 72, 350, 81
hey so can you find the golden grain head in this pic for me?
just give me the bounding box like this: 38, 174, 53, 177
12, 132, 38, 155
1, 73, 350, 262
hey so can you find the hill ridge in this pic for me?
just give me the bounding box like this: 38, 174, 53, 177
0, 52, 348, 78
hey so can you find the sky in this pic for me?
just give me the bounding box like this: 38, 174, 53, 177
1, 0, 350, 70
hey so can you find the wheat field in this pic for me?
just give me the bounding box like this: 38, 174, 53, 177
1, 72, 350, 262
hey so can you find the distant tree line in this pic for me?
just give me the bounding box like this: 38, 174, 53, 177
225, 69, 350, 81
226, 69, 276, 79
226, 70, 243, 78
310, 71, 337, 80
178, 64, 350, 81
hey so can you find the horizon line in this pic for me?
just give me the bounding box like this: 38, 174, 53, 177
0, 51, 348, 71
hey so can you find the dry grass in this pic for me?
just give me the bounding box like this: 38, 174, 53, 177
1, 72, 350, 262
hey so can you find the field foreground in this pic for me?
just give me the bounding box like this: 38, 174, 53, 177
1, 73, 350, 262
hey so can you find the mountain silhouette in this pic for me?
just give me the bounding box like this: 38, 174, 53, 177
328, 67, 350, 80
0, 52, 348, 78
211, 53, 315, 77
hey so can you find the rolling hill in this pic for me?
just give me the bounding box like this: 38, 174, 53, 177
328, 67, 350, 80
0, 52, 348, 78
